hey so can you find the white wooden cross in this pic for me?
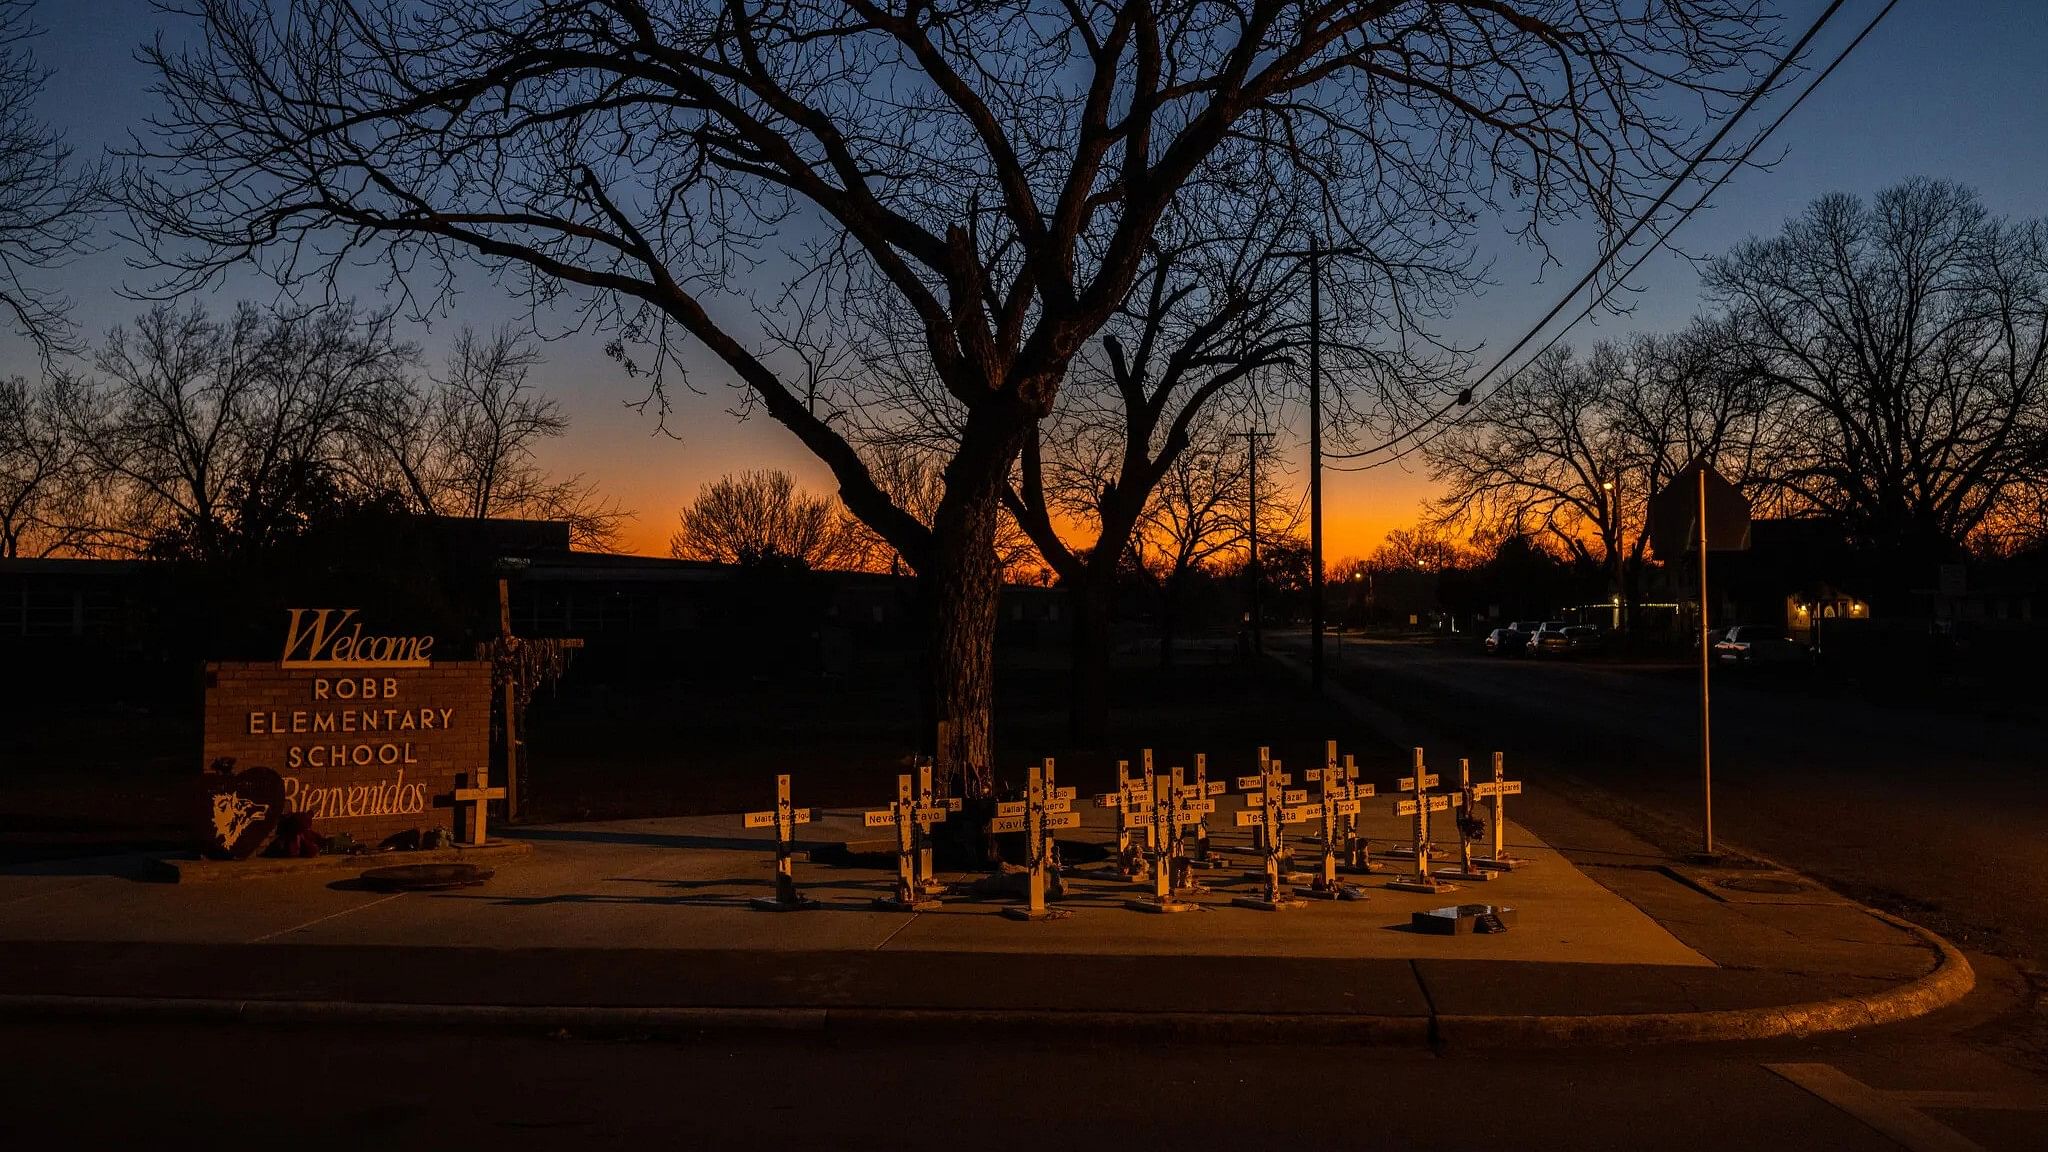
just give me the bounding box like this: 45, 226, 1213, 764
1167, 765, 1221, 887
1235, 746, 1292, 854
1471, 751, 1529, 871
1139, 748, 1158, 852
1184, 753, 1228, 868
998, 762, 1076, 921
913, 761, 963, 896
1340, 754, 1376, 871
1231, 753, 1310, 910
742, 773, 816, 911
1387, 748, 1462, 894
1126, 773, 1200, 913
1094, 759, 1151, 875
1434, 758, 1495, 884
450, 767, 505, 846
1303, 741, 1367, 900
1039, 757, 1075, 873
866, 773, 949, 911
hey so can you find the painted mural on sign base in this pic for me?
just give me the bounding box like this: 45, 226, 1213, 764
201, 609, 492, 848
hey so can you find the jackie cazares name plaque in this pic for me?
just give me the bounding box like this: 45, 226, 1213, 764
202, 609, 492, 845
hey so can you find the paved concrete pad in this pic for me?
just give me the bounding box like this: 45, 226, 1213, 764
0, 801, 1709, 965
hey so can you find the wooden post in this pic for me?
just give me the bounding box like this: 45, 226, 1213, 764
1388, 748, 1462, 894
1471, 752, 1528, 871
498, 579, 518, 824
449, 767, 506, 846
1699, 466, 1715, 858
743, 774, 817, 911
1435, 758, 1494, 883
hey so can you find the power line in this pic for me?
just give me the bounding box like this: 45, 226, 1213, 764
1324, 0, 1875, 470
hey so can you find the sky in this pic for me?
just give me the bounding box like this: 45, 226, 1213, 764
8, 0, 2048, 561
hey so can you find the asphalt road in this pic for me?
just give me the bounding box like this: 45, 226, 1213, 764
1300, 633, 2048, 968
3, 1014, 2046, 1150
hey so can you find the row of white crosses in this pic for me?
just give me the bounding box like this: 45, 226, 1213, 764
734, 747, 1527, 914
1385, 749, 1527, 893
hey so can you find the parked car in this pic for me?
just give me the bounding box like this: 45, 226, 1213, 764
1527, 621, 1571, 655
1484, 626, 1530, 655
1482, 619, 1540, 655
1541, 624, 1606, 656
1713, 624, 1808, 666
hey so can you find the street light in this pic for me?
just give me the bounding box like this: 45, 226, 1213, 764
1602, 478, 1621, 631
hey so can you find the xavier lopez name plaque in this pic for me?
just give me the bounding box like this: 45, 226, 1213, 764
203, 610, 492, 842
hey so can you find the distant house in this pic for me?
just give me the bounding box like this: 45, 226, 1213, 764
1705, 518, 1872, 644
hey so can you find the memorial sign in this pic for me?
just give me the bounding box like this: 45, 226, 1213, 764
202, 609, 492, 848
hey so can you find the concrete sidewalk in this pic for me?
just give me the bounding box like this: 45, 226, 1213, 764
0, 783, 1970, 1047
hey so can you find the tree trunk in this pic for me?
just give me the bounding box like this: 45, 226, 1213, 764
1067, 572, 1114, 746
928, 477, 1002, 800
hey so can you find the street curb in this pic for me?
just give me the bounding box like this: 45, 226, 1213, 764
1431, 909, 1973, 1048
0, 912, 1970, 1048
0, 995, 1429, 1046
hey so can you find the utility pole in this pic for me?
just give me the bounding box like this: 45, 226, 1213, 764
1234, 430, 1275, 654
1308, 235, 1325, 693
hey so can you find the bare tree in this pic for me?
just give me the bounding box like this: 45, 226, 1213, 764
1125, 411, 1252, 668
360, 327, 627, 550
1705, 179, 2048, 577
1428, 344, 1633, 571
130, 0, 1781, 795
1426, 325, 1779, 624
0, 372, 87, 555
62, 302, 418, 558
0, 1, 105, 357
1367, 522, 1472, 573
671, 468, 865, 569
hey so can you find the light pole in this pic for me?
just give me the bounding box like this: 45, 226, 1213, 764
1234, 429, 1276, 654
1602, 478, 1620, 631
1307, 235, 1325, 692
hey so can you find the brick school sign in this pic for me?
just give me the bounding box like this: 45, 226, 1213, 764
203, 610, 491, 843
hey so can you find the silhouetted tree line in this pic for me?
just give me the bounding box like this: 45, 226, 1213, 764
2, 304, 624, 561
1428, 180, 2048, 615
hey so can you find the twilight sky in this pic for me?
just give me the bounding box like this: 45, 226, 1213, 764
7, 1, 2047, 560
